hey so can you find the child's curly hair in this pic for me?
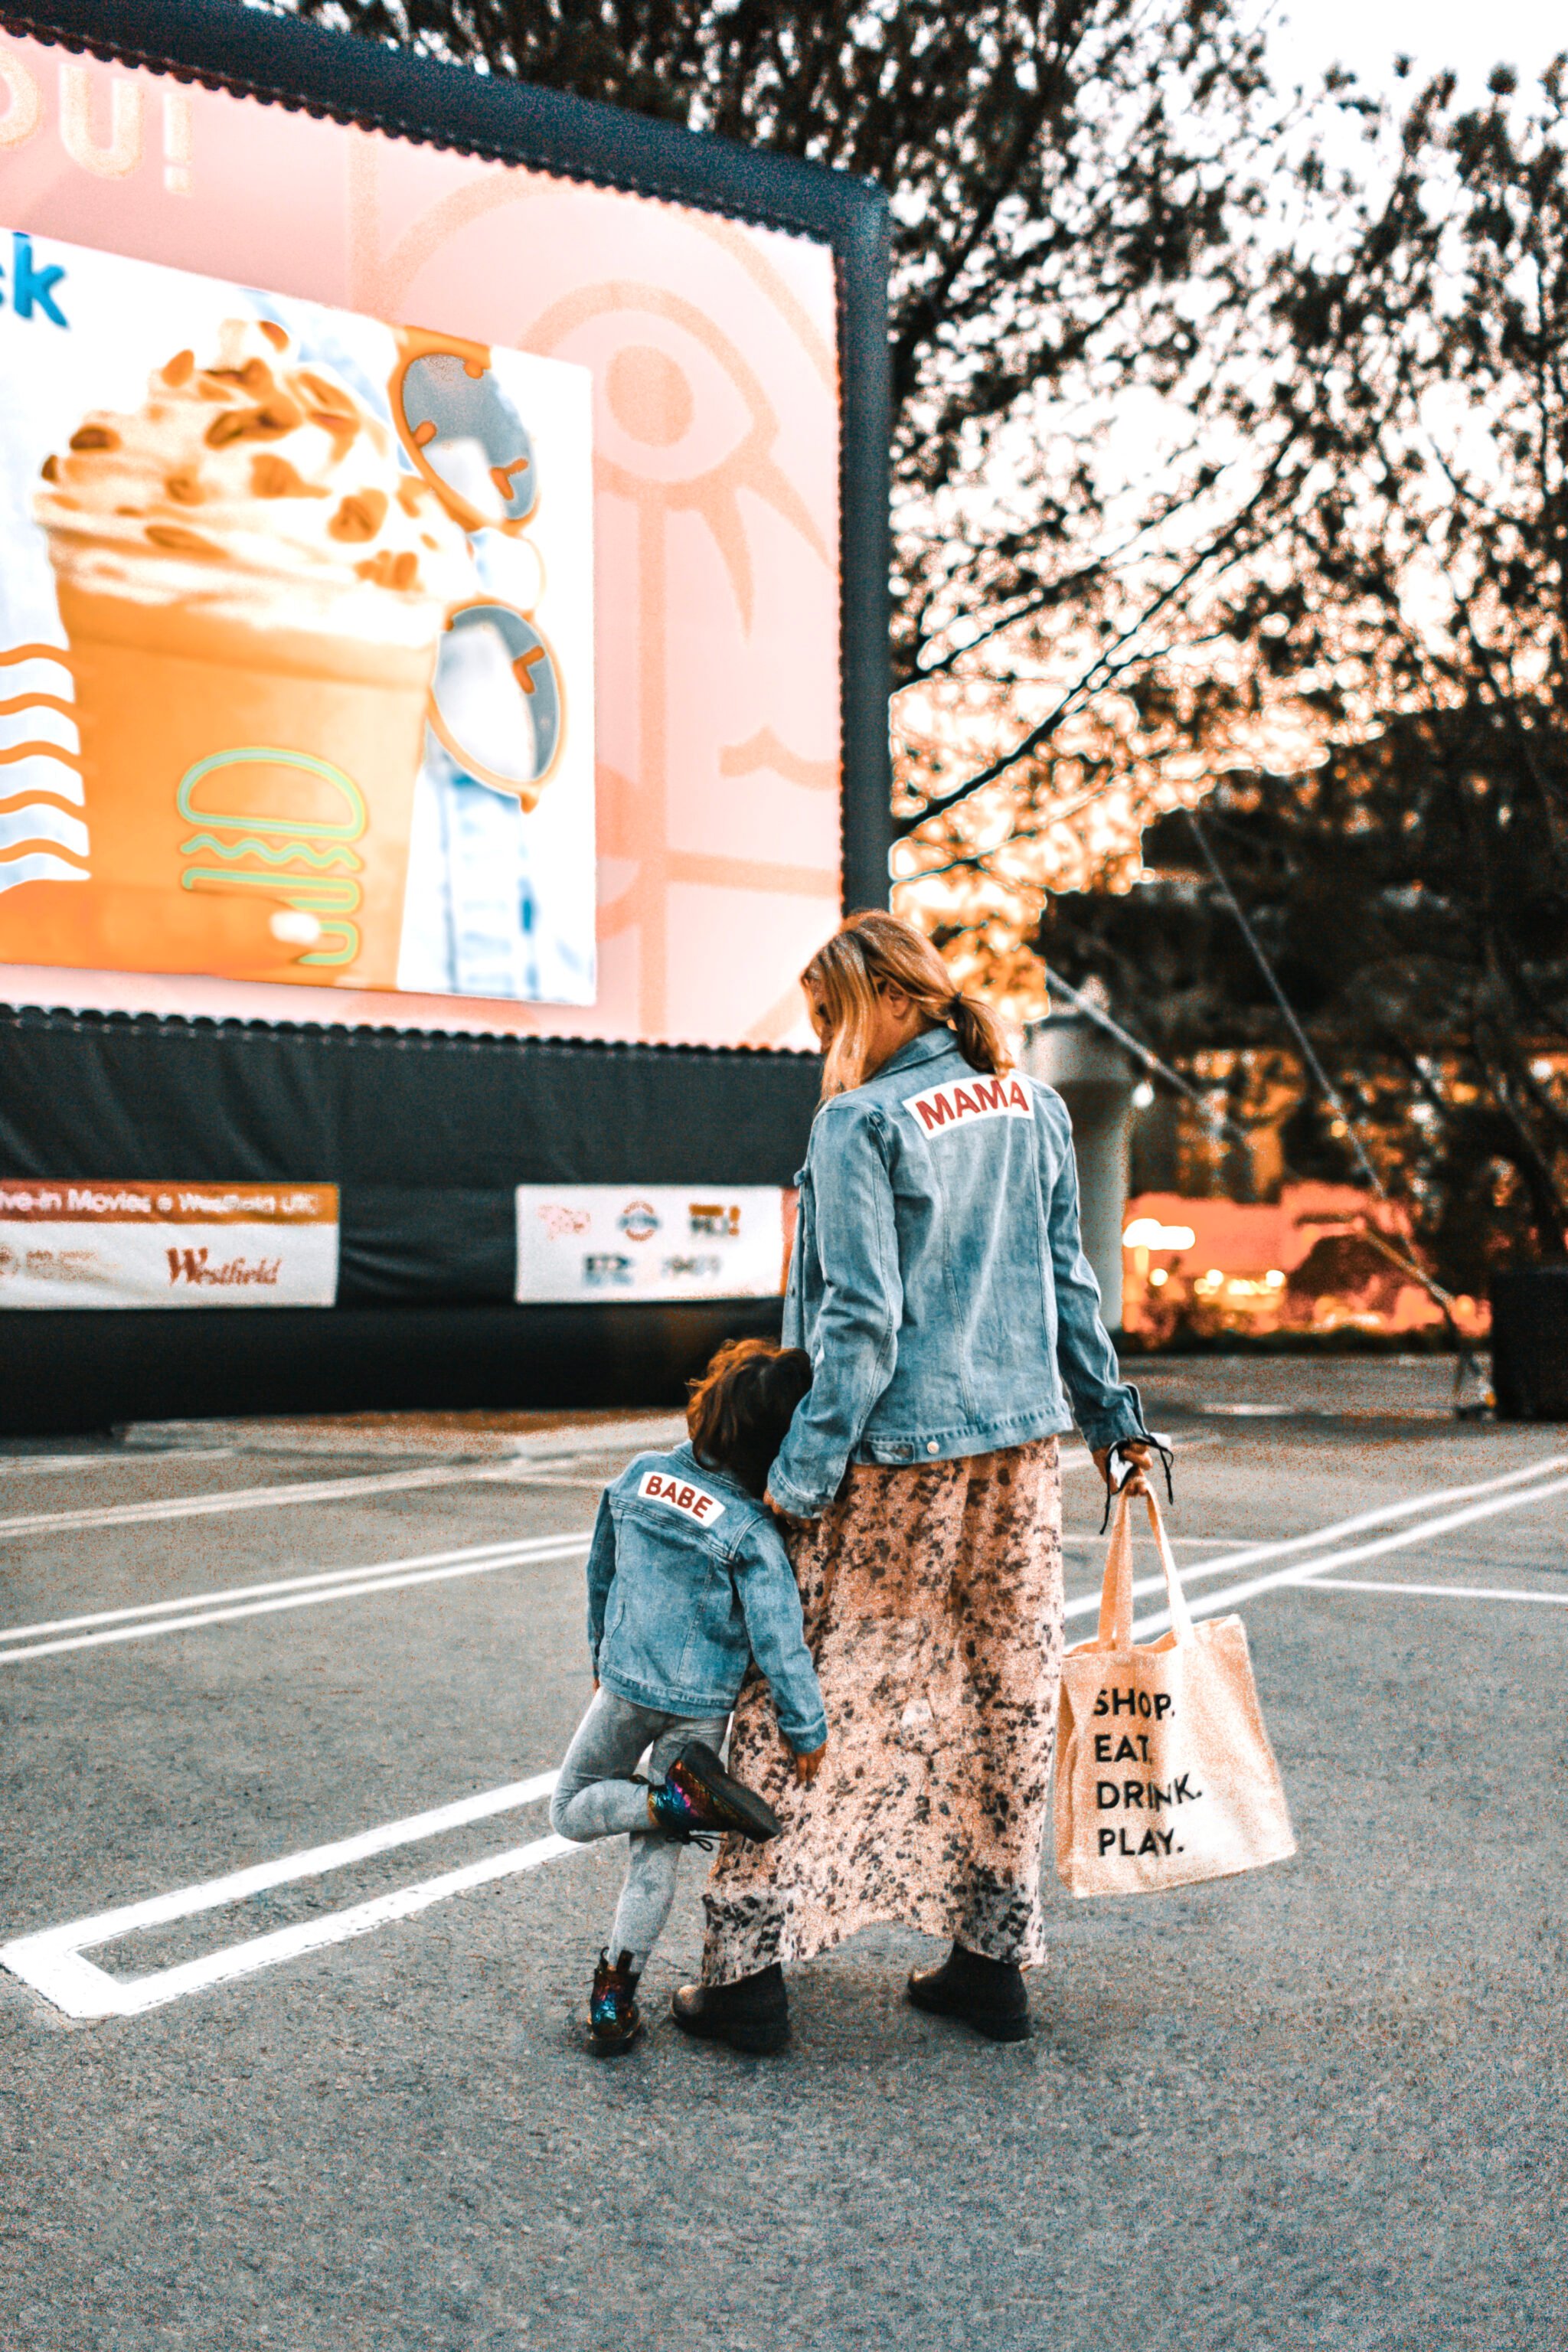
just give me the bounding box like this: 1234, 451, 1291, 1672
686, 1337, 812, 1499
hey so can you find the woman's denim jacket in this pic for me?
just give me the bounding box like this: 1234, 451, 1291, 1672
767, 1028, 1150, 1520
586, 1442, 827, 1753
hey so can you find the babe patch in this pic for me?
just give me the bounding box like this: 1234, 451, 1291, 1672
902, 1071, 1034, 1137
636, 1468, 726, 1527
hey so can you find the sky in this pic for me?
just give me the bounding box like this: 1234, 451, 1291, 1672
1269, 0, 1564, 103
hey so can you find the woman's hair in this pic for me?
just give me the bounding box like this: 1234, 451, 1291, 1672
686, 1337, 812, 1498
802, 909, 1014, 1097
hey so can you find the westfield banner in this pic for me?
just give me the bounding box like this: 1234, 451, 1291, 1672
0, 1180, 338, 1307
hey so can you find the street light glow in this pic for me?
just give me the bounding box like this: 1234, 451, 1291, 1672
1123, 1218, 1196, 1250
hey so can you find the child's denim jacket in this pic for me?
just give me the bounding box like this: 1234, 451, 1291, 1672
586, 1442, 827, 1753
768, 1027, 1149, 1519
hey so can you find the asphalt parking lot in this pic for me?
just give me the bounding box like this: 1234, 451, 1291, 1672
2, 1356, 1564, 2351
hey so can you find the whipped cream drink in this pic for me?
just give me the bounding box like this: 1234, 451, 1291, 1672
36, 320, 474, 987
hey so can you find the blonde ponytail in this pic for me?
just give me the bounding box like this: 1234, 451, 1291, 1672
802, 910, 1013, 1097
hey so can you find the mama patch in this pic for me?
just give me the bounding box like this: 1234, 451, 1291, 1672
902, 1072, 1033, 1137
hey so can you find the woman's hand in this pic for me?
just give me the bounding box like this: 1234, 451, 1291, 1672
1093, 1439, 1153, 1498
766, 1489, 815, 1532
792, 1740, 827, 1785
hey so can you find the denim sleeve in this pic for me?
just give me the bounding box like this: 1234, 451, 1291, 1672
767, 1105, 902, 1518
733, 1522, 828, 1753
584, 1491, 616, 1672
1043, 1093, 1148, 1453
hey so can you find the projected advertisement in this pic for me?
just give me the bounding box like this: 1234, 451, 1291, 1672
0, 232, 596, 1003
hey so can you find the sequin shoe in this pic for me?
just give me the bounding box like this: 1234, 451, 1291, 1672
907, 1942, 1030, 2043
670, 1965, 789, 2056
588, 1949, 643, 2054
645, 1741, 782, 1845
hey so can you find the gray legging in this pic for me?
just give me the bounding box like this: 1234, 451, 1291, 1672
550, 1687, 729, 1970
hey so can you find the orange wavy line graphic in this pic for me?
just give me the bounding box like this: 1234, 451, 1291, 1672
0, 788, 86, 820
0, 841, 90, 868
666, 848, 838, 898
718, 729, 839, 792
0, 643, 74, 671
0, 693, 77, 722
0, 741, 83, 771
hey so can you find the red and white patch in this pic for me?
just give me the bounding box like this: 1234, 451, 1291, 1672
636, 1468, 726, 1527
902, 1072, 1034, 1137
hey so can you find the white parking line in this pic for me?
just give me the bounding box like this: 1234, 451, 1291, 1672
1065, 1453, 1568, 1625
0, 1772, 567, 2020
1129, 1469, 1568, 1637
1304, 1577, 1568, 1607
0, 1530, 593, 1662
0, 1528, 596, 1647
0, 1450, 237, 1475
0, 1461, 543, 1544
8, 1452, 1567, 2023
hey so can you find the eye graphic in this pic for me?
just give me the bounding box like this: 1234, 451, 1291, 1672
526, 286, 826, 629
391, 331, 538, 532
427, 599, 564, 806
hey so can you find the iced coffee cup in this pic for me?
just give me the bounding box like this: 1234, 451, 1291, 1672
34, 321, 475, 988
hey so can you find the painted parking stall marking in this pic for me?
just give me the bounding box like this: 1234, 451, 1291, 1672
0, 1530, 593, 1662
1066, 1452, 1568, 1628
5, 1456, 1560, 1668
1126, 1461, 1568, 1638
0, 1773, 568, 2020
0, 1457, 549, 1545
1305, 1578, 1568, 1608
5, 1456, 1566, 2021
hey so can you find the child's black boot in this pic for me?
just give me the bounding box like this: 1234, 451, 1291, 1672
588, 1948, 643, 2054
906, 1942, 1030, 2042
645, 1740, 782, 1844
670, 1963, 789, 2055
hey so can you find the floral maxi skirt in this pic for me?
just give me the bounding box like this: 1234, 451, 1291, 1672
701, 1438, 1064, 1984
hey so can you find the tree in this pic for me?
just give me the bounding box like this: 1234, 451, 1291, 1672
1027, 59, 1568, 1286
1047, 722, 1568, 1282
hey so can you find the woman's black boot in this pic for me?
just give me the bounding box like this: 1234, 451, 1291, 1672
670, 1963, 789, 2055
907, 1942, 1030, 2042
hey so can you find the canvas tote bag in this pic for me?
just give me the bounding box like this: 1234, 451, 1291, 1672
1054, 1486, 1296, 1897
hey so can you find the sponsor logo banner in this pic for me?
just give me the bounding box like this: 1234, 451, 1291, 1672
635, 1468, 725, 1527
901, 1072, 1034, 1137
0, 1181, 338, 1308
515, 1185, 787, 1305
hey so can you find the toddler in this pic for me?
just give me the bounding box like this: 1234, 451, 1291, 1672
550, 1338, 828, 2053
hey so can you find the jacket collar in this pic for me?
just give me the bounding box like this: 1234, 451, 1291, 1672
673, 1440, 757, 1508
874, 1026, 957, 1083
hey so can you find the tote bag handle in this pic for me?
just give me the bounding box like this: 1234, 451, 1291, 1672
1095, 1487, 1195, 1651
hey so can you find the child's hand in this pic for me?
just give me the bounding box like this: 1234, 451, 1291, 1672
792, 1740, 827, 1785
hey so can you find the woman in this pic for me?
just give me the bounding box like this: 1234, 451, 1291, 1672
671, 911, 1156, 2055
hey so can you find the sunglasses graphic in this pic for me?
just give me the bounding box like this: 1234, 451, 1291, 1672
390, 328, 565, 805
